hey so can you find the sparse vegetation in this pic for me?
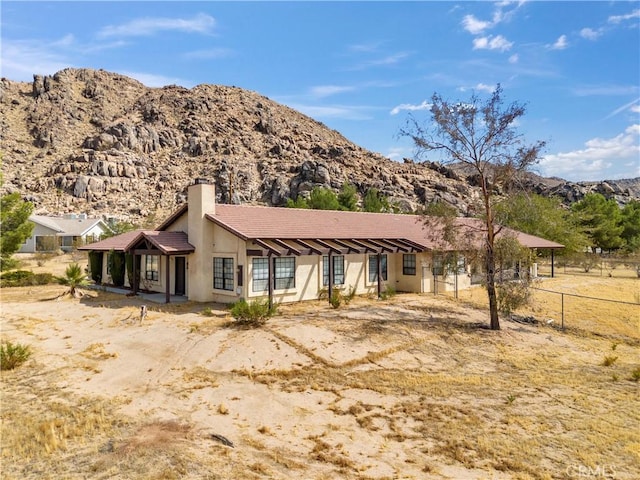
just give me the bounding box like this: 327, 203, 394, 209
56, 262, 88, 297
229, 298, 277, 327
0, 270, 54, 287
379, 285, 396, 300
0, 340, 32, 370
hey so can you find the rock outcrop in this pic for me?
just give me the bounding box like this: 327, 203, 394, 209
0, 68, 637, 223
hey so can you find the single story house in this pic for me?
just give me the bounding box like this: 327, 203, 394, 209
80, 180, 564, 304
20, 214, 111, 253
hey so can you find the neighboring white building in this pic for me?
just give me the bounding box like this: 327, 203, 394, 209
19, 214, 111, 253
80, 180, 564, 304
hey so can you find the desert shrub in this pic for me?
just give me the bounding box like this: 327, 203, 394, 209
33, 273, 54, 285
108, 250, 125, 287
631, 367, 640, 382
328, 285, 356, 309
329, 289, 342, 309
0, 340, 32, 370
570, 253, 601, 273
0, 270, 51, 287
229, 298, 277, 327
496, 279, 533, 315
201, 307, 214, 317
602, 355, 618, 367
88, 251, 103, 284
0, 270, 34, 287
379, 285, 396, 300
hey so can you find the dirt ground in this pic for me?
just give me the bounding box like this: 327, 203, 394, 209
1, 254, 639, 479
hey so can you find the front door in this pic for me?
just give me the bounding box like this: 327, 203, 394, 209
175, 257, 186, 296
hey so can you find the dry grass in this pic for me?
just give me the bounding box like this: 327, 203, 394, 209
450, 274, 639, 341
2, 270, 639, 479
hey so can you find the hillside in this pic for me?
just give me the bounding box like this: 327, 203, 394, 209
1, 68, 637, 223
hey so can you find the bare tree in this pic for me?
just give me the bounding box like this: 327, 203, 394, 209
400, 85, 545, 330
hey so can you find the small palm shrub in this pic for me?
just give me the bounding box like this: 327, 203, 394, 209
1, 340, 32, 370
229, 298, 277, 327
57, 263, 89, 297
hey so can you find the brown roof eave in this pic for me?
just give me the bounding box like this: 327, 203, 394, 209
205, 213, 249, 240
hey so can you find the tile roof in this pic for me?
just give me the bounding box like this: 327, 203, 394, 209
98, 203, 563, 254
79, 230, 194, 254
30, 215, 108, 236
205, 205, 564, 251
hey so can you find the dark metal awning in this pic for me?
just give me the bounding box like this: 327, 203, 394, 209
246, 237, 428, 257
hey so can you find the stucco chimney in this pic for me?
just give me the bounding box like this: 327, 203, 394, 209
187, 179, 216, 302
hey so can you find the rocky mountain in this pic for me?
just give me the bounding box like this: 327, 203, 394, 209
1, 68, 637, 224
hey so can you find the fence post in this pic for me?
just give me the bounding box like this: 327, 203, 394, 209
561, 293, 565, 330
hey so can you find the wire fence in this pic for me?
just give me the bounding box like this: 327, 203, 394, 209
435, 273, 639, 340
537, 259, 640, 279
528, 286, 639, 333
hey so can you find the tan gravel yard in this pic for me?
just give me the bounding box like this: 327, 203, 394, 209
1, 254, 639, 479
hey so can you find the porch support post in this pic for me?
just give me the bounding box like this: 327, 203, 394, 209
328, 251, 333, 303
268, 254, 274, 309
551, 250, 555, 278
132, 253, 138, 295
377, 253, 382, 299
165, 255, 171, 304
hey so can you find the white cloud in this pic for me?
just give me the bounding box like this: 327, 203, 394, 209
183, 48, 233, 60
550, 35, 568, 50
461, 2, 525, 34
120, 71, 191, 88
580, 27, 602, 40
0, 39, 73, 80
390, 100, 432, 116
608, 9, 640, 24
289, 103, 371, 121
473, 35, 513, 52
604, 97, 640, 119
573, 85, 639, 96
475, 83, 495, 93
385, 146, 411, 161
462, 14, 492, 34
540, 125, 640, 180
508, 53, 519, 64
98, 13, 215, 38
309, 85, 356, 98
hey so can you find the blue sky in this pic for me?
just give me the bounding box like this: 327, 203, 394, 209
2, 1, 639, 182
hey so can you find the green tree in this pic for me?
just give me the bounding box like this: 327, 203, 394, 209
307, 187, 341, 210
495, 193, 588, 255
337, 183, 358, 211
285, 196, 309, 208
571, 193, 624, 252
0, 192, 35, 271
362, 188, 391, 213
57, 262, 88, 298
102, 219, 136, 239
620, 200, 640, 253
399, 85, 545, 330
108, 250, 126, 287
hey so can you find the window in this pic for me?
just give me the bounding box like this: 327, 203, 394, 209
145, 255, 159, 281
368, 254, 387, 282
252, 258, 269, 292
213, 257, 234, 291
403, 254, 416, 276
322, 256, 345, 286
274, 257, 295, 290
